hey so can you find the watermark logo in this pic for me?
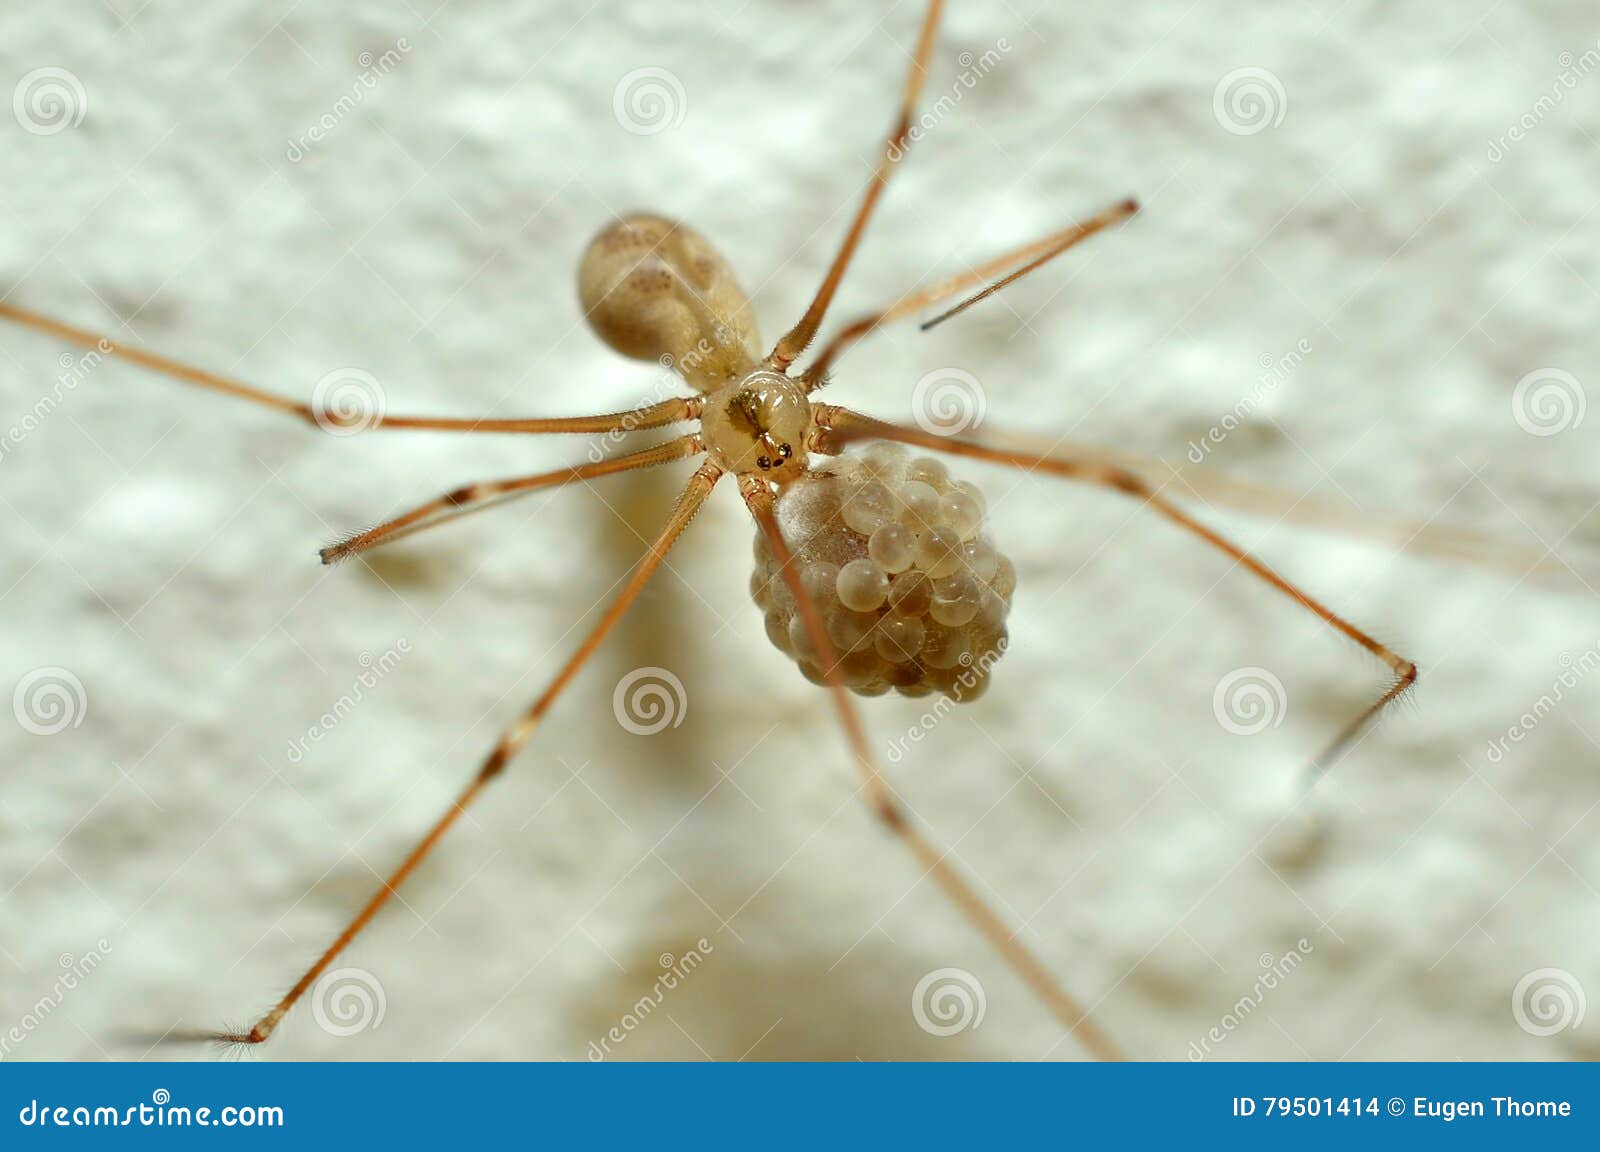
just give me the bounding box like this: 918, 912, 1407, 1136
0, 340, 114, 466
285, 640, 411, 763
1213, 67, 1287, 136
0, 939, 112, 1060
613, 67, 686, 136
1187, 339, 1312, 464
311, 966, 386, 1037
1511, 368, 1585, 437
13, 67, 87, 135
612, 667, 687, 735
1512, 967, 1585, 1037
887, 39, 1012, 161
885, 640, 1007, 763
285, 39, 412, 162
911, 368, 986, 437
912, 967, 986, 1036
587, 940, 714, 1060
1485, 643, 1599, 764
13, 667, 86, 736
1188, 939, 1313, 1060
1488, 42, 1600, 162
1212, 666, 1286, 736
311, 368, 386, 435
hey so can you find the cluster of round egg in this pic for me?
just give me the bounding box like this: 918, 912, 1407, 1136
751, 443, 1014, 700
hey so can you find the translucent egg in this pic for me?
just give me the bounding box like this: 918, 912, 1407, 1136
914, 526, 963, 578
800, 561, 841, 605
992, 554, 1017, 599
950, 479, 986, 515
787, 615, 821, 662
836, 558, 889, 611
828, 608, 879, 653
930, 572, 982, 627
896, 480, 941, 531
940, 489, 984, 541
860, 442, 902, 478
867, 523, 916, 573
920, 624, 970, 670
904, 456, 949, 490
841, 648, 883, 686
764, 612, 790, 651
874, 615, 926, 663
959, 536, 998, 581
841, 479, 896, 535
887, 569, 932, 616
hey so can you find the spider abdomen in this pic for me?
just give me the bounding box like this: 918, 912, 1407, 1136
752, 444, 1014, 700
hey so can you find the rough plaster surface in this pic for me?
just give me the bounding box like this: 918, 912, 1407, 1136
0, 0, 1596, 1061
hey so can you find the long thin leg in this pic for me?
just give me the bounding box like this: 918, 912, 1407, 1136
812, 406, 1418, 778
919, 200, 1141, 333
0, 299, 701, 434
742, 476, 1122, 1061
802, 199, 1140, 386
222, 462, 722, 1046
320, 434, 704, 564
768, 0, 946, 369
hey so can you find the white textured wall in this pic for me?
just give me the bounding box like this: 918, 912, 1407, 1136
1, 0, 1595, 1060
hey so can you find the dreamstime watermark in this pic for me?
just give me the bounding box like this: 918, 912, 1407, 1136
1213, 67, 1287, 136
0, 939, 112, 1060
0, 339, 115, 465
311, 367, 387, 435
585, 332, 737, 464
285, 39, 412, 162
586, 940, 714, 1060
1511, 368, 1585, 437
17, 1090, 282, 1128
912, 967, 986, 1037
1213, 666, 1287, 736
1488, 41, 1600, 162
1186, 338, 1312, 464
910, 367, 986, 437
612, 66, 686, 135
13, 666, 87, 736
13, 67, 87, 135
1511, 967, 1585, 1037
612, 666, 687, 735
1484, 642, 1599, 764
1187, 938, 1313, 1060
285, 639, 411, 763
311, 966, 386, 1037
885, 639, 1007, 763
886, 39, 1012, 162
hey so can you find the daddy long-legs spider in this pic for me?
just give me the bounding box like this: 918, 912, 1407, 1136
9, 0, 1587, 1062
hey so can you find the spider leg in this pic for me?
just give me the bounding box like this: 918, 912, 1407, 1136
320, 434, 705, 563
800, 199, 1138, 387
813, 405, 1418, 781
0, 299, 701, 435
769, 0, 946, 368
743, 475, 1123, 1061
216, 461, 722, 1046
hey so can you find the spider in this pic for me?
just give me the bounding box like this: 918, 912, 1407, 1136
0, 0, 1415, 1060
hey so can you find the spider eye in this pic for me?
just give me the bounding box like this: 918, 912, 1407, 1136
757, 456, 771, 470
778, 443, 792, 459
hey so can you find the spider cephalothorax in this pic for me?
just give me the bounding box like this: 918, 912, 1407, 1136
699, 369, 812, 482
